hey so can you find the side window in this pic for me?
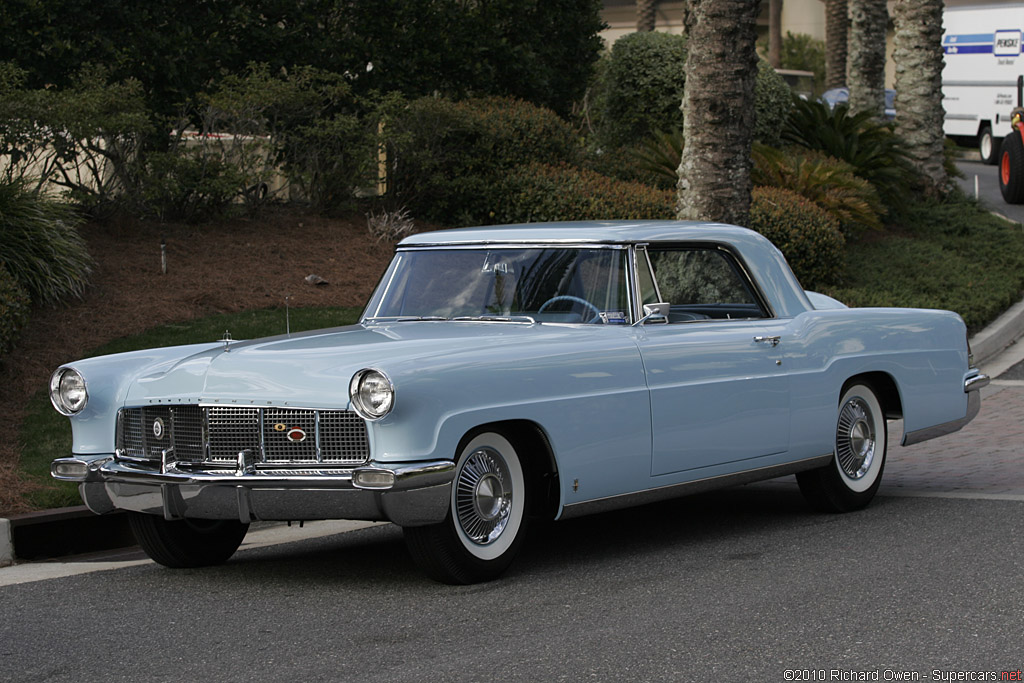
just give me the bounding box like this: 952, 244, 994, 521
636, 247, 660, 306
648, 248, 766, 321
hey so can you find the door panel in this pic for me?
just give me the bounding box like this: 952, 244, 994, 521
639, 321, 790, 476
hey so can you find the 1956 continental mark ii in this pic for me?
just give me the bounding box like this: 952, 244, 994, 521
50, 221, 988, 583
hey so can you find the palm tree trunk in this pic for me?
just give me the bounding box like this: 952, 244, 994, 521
676, 0, 759, 225
637, 0, 658, 32
825, 0, 848, 89
769, 0, 783, 68
846, 0, 888, 117
892, 0, 947, 194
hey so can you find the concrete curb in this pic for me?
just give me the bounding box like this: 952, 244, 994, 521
2, 507, 134, 565
970, 295, 1024, 365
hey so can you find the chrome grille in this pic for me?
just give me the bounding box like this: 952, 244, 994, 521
320, 411, 371, 463
207, 407, 260, 463
116, 406, 370, 467
263, 408, 317, 462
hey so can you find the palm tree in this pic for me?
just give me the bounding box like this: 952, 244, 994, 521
637, 0, 658, 32
892, 0, 947, 194
676, 0, 760, 225
825, 0, 848, 89
846, 0, 887, 118
768, 0, 783, 68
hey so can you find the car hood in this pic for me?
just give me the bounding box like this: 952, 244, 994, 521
124, 322, 595, 408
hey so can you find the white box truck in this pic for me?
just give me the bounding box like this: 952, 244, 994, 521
943, 4, 1024, 164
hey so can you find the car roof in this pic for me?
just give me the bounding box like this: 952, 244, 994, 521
398, 220, 814, 318
399, 220, 761, 247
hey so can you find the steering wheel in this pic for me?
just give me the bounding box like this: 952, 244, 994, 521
537, 295, 602, 323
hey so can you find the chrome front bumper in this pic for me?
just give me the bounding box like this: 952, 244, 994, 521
51, 455, 456, 527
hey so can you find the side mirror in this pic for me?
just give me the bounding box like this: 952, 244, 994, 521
634, 302, 670, 326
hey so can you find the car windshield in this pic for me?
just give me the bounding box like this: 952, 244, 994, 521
364, 247, 630, 324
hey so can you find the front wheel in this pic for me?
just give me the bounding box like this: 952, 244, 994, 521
404, 431, 528, 584
128, 513, 249, 568
999, 133, 1024, 204
797, 383, 887, 512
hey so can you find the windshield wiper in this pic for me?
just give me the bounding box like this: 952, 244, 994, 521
451, 315, 537, 324
364, 316, 450, 323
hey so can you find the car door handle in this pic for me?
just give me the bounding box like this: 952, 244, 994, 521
753, 335, 781, 347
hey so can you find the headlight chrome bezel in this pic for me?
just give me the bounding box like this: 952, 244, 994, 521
49, 367, 89, 416
349, 368, 395, 421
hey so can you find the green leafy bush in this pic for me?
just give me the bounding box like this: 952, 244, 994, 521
389, 96, 582, 225
140, 150, 245, 222
754, 61, 793, 147
0, 264, 30, 359
594, 31, 689, 149
824, 191, 1024, 332
200, 64, 385, 216
748, 186, 844, 290
591, 30, 792, 151
781, 97, 917, 210
496, 162, 674, 223
774, 32, 826, 94
0, 180, 92, 304
752, 143, 884, 236
0, 65, 152, 217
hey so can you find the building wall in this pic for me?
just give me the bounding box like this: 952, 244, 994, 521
600, 0, 826, 46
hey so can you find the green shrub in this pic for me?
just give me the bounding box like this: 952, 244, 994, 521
200, 64, 385, 216
752, 143, 884, 236
595, 32, 689, 149
0, 65, 151, 217
773, 32, 826, 95
496, 162, 674, 223
781, 97, 917, 210
140, 150, 244, 223
389, 96, 582, 225
748, 186, 845, 290
824, 191, 1024, 331
585, 135, 681, 190
0, 180, 92, 304
754, 61, 792, 147
592, 31, 792, 151
0, 264, 30, 359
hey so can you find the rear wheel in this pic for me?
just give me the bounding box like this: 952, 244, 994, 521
404, 431, 528, 584
979, 126, 999, 165
797, 383, 887, 512
128, 513, 248, 568
999, 133, 1024, 203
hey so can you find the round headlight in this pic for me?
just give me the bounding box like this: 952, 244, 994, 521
49, 367, 88, 416
349, 369, 394, 420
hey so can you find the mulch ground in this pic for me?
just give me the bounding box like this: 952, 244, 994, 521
0, 208, 396, 516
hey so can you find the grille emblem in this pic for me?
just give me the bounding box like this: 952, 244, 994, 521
273, 423, 287, 432
286, 427, 307, 442
152, 417, 165, 440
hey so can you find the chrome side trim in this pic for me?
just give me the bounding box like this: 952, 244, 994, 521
902, 372, 989, 446
558, 454, 832, 520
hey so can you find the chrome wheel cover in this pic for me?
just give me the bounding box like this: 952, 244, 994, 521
455, 447, 513, 546
836, 397, 875, 480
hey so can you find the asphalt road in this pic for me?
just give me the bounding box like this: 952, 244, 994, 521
1, 486, 1022, 682
955, 158, 1024, 224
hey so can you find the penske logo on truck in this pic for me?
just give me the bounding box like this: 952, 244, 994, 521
944, 29, 1023, 56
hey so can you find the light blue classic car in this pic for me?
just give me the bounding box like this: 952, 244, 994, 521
50, 221, 988, 583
